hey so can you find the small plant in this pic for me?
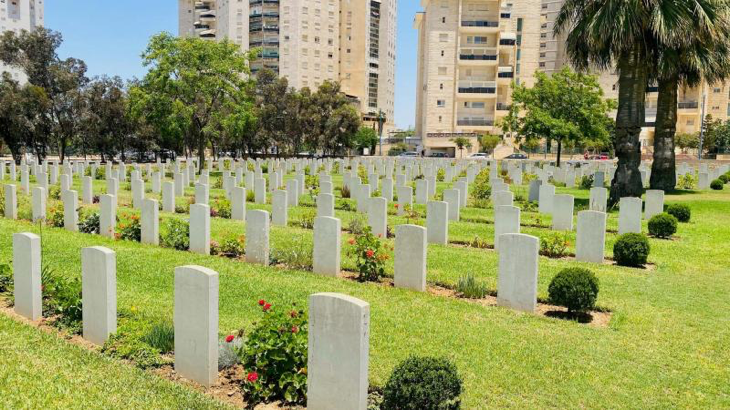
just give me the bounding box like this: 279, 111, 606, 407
456, 274, 488, 299
548, 268, 600, 313
718, 173, 729, 184
212, 235, 245, 258
117, 214, 142, 242
292, 209, 316, 229
341, 185, 351, 198
141, 322, 175, 354
677, 173, 697, 190
305, 174, 319, 190
710, 179, 724, 190
437, 168, 445, 182
469, 236, 490, 249
648, 213, 678, 239
246, 189, 255, 202
348, 227, 390, 282
666, 203, 691, 223
579, 175, 594, 189
212, 198, 232, 219
102, 312, 173, 369
219, 334, 242, 370
336, 198, 356, 212
471, 169, 491, 201
382, 356, 462, 410
613, 233, 650, 267
47, 203, 65, 228
79, 212, 101, 234
271, 241, 314, 270
0, 263, 13, 295
237, 300, 308, 408
42, 266, 83, 333
161, 218, 190, 251
540, 232, 570, 258
402, 204, 421, 225
48, 185, 61, 200
347, 214, 368, 235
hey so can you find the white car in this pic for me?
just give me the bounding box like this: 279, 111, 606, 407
468, 153, 490, 160
398, 152, 419, 158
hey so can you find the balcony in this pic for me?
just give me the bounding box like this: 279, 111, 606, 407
499, 32, 517, 46
496, 103, 511, 111
458, 80, 497, 94
461, 20, 499, 28
459, 46, 498, 63
457, 118, 495, 127
497, 66, 514, 79
678, 101, 699, 110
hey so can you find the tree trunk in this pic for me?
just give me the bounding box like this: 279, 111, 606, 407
609, 47, 646, 206
556, 139, 562, 168
650, 75, 678, 191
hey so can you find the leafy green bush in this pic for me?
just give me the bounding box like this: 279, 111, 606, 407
237, 300, 308, 407
117, 214, 141, 242
102, 312, 173, 369
540, 232, 570, 258
79, 212, 101, 234
246, 189, 255, 202
0, 263, 12, 295
271, 241, 313, 270
677, 173, 697, 190
456, 274, 488, 299
42, 266, 83, 333
347, 226, 389, 282
666, 203, 691, 223
47, 203, 65, 227
211, 235, 245, 258
710, 179, 724, 190
548, 268, 599, 313
347, 214, 368, 235
648, 213, 678, 239
291, 208, 316, 229
579, 175, 594, 189
382, 356, 462, 410
161, 218, 190, 250
141, 322, 175, 354
219, 334, 242, 370
613, 233, 650, 267
719, 173, 729, 184
471, 169, 491, 201
437, 168, 445, 182
340, 184, 351, 198
48, 185, 61, 200
212, 198, 231, 218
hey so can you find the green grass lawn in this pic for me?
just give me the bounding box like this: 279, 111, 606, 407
1, 171, 730, 408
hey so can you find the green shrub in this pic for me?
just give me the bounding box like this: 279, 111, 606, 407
0, 263, 12, 295
347, 226, 389, 282
666, 203, 691, 223
347, 214, 368, 235
677, 173, 697, 190
141, 322, 175, 354
613, 233, 650, 267
79, 212, 100, 234
246, 189, 255, 202
341, 184, 351, 198
648, 213, 678, 239
271, 239, 313, 270
42, 266, 83, 333
47, 203, 65, 228
291, 208, 316, 229
211, 235, 245, 258
238, 300, 308, 407
437, 168, 445, 182
579, 175, 594, 189
540, 232, 570, 258
382, 356, 462, 410
118, 214, 142, 242
719, 173, 730, 184
161, 218, 190, 250
102, 313, 173, 369
456, 274, 488, 299
219, 335, 242, 370
548, 268, 599, 313
471, 169, 491, 201
48, 185, 61, 200
212, 198, 231, 219
710, 179, 724, 190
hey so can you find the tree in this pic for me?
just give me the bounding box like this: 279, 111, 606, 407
650, 1, 730, 190
0, 74, 50, 162
308, 80, 361, 156
503, 68, 614, 167
675, 132, 699, 153
554, 0, 709, 205
451, 136, 472, 158
79, 76, 132, 161
478, 134, 501, 156
129, 32, 254, 170
0, 27, 88, 161
354, 127, 378, 154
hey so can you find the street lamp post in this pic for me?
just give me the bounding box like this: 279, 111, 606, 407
377, 110, 386, 156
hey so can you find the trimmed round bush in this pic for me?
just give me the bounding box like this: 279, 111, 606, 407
720, 174, 730, 184
648, 213, 678, 239
382, 356, 462, 410
613, 233, 650, 267
666, 203, 691, 223
710, 179, 724, 190
548, 268, 600, 313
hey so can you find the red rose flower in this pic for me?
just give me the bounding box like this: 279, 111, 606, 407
246, 372, 259, 382
258, 299, 265, 306
291, 325, 299, 333
366, 249, 375, 258
225, 335, 235, 343
263, 303, 272, 311
348, 237, 356, 245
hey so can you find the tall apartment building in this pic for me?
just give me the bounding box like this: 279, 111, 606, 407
0, 0, 44, 83
179, 0, 396, 130
414, 0, 541, 157
540, 0, 730, 152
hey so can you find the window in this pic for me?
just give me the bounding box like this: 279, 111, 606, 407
437, 100, 446, 107
442, 17, 446, 23
714, 87, 722, 93
438, 67, 447, 75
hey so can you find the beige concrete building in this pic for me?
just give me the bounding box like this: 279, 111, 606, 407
0, 0, 44, 83
414, 0, 542, 157
179, 0, 396, 130
539, 0, 730, 153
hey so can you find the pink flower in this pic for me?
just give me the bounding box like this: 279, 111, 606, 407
246, 372, 259, 382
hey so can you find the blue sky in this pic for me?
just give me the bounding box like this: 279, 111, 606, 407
47, 0, 421, 130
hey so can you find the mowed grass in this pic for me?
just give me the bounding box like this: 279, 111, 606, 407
1, 173, 730, 408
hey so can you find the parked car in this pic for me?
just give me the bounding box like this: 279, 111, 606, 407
429, 152, 448, 158
399, 151, 419, 158
504, 153, 528, 160
468, 153, 490, 160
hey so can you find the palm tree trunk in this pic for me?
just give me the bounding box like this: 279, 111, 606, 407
609, 47, 646, 206
650, 75, 678, 191
556, 139, 562, 167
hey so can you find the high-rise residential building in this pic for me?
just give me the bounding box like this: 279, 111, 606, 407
0, 0, 44, 83
540, 0, 730, 152
414, 0, 541, 157
179, 0, 396, 130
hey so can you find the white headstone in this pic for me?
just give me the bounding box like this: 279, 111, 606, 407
576, 210, 606, 264
426, 201, 448, 245
618, 197, 642, 235
497, 233, 538, 313
189, 204, 211, 255
82, 246, 117, 345
313, 216, 341, 276
141, 198, 159, 245
13, 232, 42, 320
494, 205, 520, 251
246, 210, 270, 265
394, 224, 427, 292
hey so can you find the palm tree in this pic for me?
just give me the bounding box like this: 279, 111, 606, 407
650, 4, 730, 190
554, 0, 719, 205
451, 136, 472, 158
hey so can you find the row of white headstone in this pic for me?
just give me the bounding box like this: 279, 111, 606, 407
10, 232, 371, 409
